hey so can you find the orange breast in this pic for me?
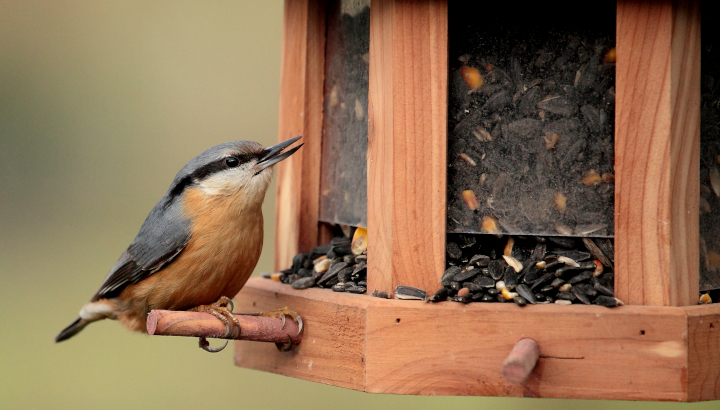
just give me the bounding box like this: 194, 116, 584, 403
116, 186, 264, 332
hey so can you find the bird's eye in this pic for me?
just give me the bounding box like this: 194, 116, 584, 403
225, 157, 240, 168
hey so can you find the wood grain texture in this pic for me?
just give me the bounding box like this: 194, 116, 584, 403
685, 303, 720, 401
147, 309, 302, 344
274, 0, 326, 272
364, 300, 688, 400
234, 278, 368, 391
234, 279, 720, 401
615, 0, 700, 306
367, 0, 447, 295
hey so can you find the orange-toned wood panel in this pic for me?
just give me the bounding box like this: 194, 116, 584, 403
367, 0, 447, 295
274, 0, 327, 271
233, 279, 720, 401
364, 302, 688, 400
615, 0, 700, 306
685, 303, 720, 401
234, 279, 368, 391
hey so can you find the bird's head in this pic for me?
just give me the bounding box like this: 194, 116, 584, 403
166, 136, 302, 208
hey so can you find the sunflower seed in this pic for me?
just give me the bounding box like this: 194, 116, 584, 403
447, 242, 463, 260
567, 271, 593, 284
515, 284, 536, 304
488, 259, 506, 280
594, 296, 623, 307
513, 296, 528, 306
454, 266, 479, 282
469, 254, 491, 266
441, 266, 462, 286
572, 287, 591, 304
593, 282, 614, 297
504, 266, 518, 290
394, 286, 428, 300
556, 292, 576, 301
331, 283, 347, 292
291, 276, 316, 290
582, 238, 613, 268
428, 288, 449, 302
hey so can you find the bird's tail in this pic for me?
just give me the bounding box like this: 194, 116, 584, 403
55, 300, 116, 342
55, 317, 90, 342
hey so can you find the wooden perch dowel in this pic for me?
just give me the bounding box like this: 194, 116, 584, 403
502, 338, 540, 384
147, 310, 302, 345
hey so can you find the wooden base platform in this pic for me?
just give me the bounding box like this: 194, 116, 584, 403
234, 278, 720, 402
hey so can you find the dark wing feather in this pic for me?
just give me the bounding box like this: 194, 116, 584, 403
92, 195, 191, 301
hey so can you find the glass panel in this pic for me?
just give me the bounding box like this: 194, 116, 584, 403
446, 3, 616, 238
442, 3, 616, 306
318, 0, 370, 228
700, 8, 720, 291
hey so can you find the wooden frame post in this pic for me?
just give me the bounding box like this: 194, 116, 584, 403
615, 0, 700, 306
367, 0, 448, 295
274, 0, 327, 271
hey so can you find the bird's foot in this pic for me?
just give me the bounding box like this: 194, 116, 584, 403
236, 307, 303, 351
190, 296, 241, 353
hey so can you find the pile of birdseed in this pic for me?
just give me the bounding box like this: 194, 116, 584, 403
264, 228, 368, 294
433, 234, 618, 306
266, 230, 714, 305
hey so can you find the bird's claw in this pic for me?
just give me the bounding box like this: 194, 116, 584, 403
275, 335, 294, 352
190, 296, 241, 352
199, 337, 229, 353
263, 307, 302, 351
234, 307, 303, 351
267, 307, 303, 337
233, 307, 303, 336
277, 313, 304, 337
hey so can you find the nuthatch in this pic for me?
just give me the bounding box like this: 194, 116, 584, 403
56, 137, 303, 352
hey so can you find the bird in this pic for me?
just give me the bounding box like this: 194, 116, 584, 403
55, 136, 303, 352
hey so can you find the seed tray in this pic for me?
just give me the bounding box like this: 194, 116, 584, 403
235, 278, 720, 401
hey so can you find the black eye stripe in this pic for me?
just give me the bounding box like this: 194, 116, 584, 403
165, 151, 260, 204
232, 153, 255, 165
189, 154, 256, 180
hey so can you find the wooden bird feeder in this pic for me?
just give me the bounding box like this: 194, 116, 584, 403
232, 0, 720, 401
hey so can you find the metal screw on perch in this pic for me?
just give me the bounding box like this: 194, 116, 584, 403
502, 338, 540, 384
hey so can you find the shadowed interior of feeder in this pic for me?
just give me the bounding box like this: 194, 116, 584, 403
699, 8, 720, 291
446, 2, 616, 238
319, 0, 370, 228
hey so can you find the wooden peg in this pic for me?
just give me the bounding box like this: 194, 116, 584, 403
146, 310, 302, 345
502, 338, 540, 384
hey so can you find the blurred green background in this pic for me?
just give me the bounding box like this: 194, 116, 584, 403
0, 1, 714, 409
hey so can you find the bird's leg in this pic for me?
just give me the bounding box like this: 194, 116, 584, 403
189, 296, 241, 352
233, 306, 303, 351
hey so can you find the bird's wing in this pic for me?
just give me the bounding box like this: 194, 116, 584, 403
91, 197, 191, 301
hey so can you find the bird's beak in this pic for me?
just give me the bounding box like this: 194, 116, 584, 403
254, 136, 303, 176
